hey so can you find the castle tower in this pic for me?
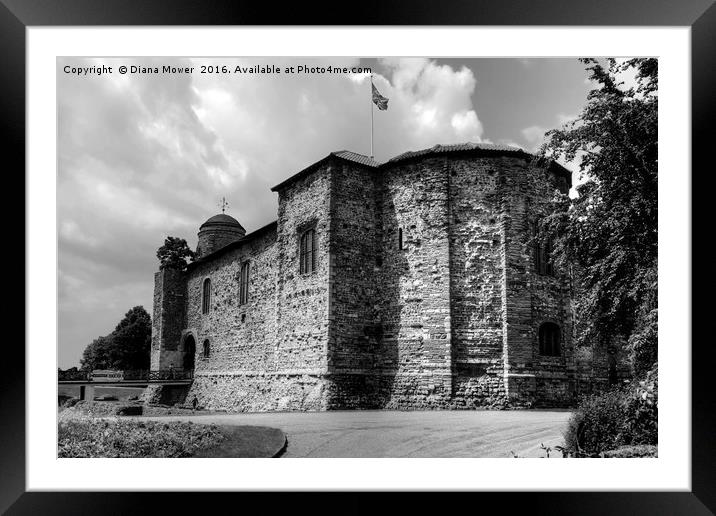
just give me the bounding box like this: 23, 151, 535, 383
196, 213, 246, 258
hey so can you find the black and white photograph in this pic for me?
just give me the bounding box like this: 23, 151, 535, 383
56, 56, 658, 460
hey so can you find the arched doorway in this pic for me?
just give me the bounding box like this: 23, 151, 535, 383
182, 335, 196, 371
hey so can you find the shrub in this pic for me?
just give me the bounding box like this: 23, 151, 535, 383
602, 445, 657, 458
59, 397, 80, 410
627, 308, 658, 376
58, 416, 224, 458
116, 405, 143, 416
564, 366, 657, 456
564, 388, 624, 455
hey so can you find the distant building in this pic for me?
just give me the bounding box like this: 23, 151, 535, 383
148, 143, 628, 411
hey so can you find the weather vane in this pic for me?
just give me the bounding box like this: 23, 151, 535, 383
218, 196, 229, 213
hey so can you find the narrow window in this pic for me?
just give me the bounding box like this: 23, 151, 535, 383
398, 228, 403, 250
201, 278, 211, 314
533, 222, 554, 276
556, 175, 569, 195
239, 261, 250, 305
538, 322, 561, 356
299, 229, 317, 274
202, 339, 210, 358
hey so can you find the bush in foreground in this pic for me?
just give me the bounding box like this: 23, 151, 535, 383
58, 416, 224, 458
564, 366, 657, 456
602, 445, 657, 458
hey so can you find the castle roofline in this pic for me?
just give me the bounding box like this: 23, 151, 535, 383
270, 151, 380, 192
385, 142, 571, 178
199, 213, 245, 232
387, 142, 526, 163
271, 143, 570, 193
187, 220, 278, 270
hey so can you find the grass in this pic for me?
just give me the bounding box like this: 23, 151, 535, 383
58, 402, 287, 458
58, 416, 225, 458
194, 425, 287, 458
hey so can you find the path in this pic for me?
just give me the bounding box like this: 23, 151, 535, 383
140, 409, 572, 458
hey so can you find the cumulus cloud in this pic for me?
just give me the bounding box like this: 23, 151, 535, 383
521, 113, 577, 153
520, 112, 583, 197
521, 125, 548, 151
372, 58, 485, 150
57, 56, 487, 366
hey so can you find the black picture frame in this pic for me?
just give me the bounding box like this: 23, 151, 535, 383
3, 1, 712, 514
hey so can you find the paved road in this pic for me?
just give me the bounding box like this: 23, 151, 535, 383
141, 410, 572, 458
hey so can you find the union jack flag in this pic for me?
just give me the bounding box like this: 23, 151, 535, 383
372, 83, 389, 110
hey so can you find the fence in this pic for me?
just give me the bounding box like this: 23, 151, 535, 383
58, 369, 194, 382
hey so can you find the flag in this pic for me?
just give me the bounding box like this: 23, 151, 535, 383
372, 83, 389, 111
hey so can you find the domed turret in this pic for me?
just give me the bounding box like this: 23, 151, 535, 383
196, 213, 246, 258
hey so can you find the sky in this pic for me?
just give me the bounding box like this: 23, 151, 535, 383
58, 56, 599, 368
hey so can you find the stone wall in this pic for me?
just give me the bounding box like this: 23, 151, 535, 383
196, 225, 245, 258
375, 157, 454, 407
324, 161, 384, 407
501, 158, 575, 406
447, 157, 508, 406
148, 149, 629, 412
182, 227, 284, 410
186, 373, 327, 411
168, 163, 336, 411
150, 268, 187, 371
275, 164, 332, 374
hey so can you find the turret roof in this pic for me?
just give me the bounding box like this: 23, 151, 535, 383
199, 213, 245, 231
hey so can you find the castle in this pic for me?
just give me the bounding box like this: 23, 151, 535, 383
148, 143, 626, 411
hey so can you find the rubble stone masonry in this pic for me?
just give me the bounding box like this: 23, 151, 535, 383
149, 144, 626, 411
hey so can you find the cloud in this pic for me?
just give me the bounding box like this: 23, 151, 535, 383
374, 58, 485, 150
613, 58, 640, 92
521, 113, 577, 152
57, 56, 487, 367
496, 140, 523, 150
556, 113, 577, 126
520, 112, 582, 197
582, 58, 642, 94
521, 125, 548, 151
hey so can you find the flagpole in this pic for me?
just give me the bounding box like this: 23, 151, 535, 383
370, 74, 374, 159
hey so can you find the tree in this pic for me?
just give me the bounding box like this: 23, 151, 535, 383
539, 58, 657, 376
80, 306, 152, 371
80, 335, 113, 371
156, 236, 195, 271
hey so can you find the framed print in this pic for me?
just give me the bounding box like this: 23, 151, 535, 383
3, 0, 713, 513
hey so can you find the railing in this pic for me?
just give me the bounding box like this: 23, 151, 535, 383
147, 369, 194, 381
58, 369, 194, 382
58, 370, 90, 381
121, 369, 147, 381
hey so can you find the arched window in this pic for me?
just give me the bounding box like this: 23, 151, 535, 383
299, 229, 317, 274
202, 339, 210, 358
239, 261, 250, 305
538, 322, 561, 356
202, 278, 211, 314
